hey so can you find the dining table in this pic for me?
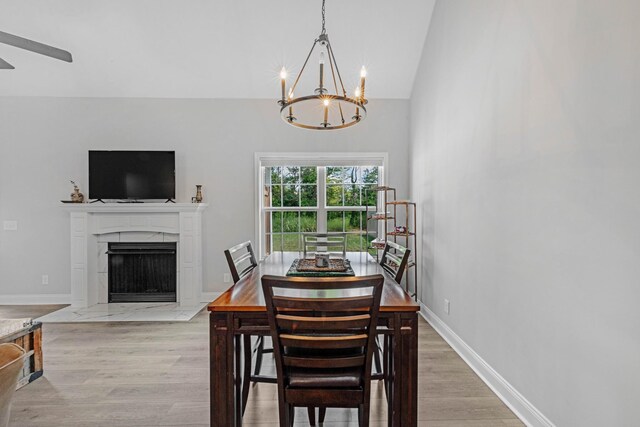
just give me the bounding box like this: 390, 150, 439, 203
208, 251, 419, 426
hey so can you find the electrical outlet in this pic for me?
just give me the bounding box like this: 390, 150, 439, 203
3, 220, 18, 231
444, 299, 450, 315
42, 275, 49, 285
223, 273, 231, 283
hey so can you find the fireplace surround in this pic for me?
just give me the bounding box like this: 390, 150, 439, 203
62, 203, 207, 307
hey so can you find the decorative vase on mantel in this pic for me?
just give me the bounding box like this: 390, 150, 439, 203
70, 180, 85, 203
193, 185, 203, 203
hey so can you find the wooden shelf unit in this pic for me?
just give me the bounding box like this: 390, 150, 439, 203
365, 187, 418, 300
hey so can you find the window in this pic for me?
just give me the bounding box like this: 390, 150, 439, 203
324, 166, 379, 254
258, 154, 386, 258
264, 166, 318, 252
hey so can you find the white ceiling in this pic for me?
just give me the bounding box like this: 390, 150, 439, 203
0, 0, 435, 99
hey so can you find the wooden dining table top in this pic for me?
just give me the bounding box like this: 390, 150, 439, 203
208, 251, 419, 312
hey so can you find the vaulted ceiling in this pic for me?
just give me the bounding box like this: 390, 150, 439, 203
0, 0, 435, 99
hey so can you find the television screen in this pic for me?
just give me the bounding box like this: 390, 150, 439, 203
89, 151, 175, 200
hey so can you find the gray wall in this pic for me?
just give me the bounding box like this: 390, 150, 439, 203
410, 1, 640, 426
0, 97, 409, 298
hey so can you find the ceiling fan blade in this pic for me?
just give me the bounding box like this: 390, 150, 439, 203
0, 30, 72, 63
0, 57, 15, 69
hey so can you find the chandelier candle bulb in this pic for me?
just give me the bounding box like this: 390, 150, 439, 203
319, 51, 325, 92
360, 66, 367, 100
288, 89, 294, 119
280, 67, 287, 102
323, 99, 329, 125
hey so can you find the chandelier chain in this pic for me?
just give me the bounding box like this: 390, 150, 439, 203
321, 0, 326, 34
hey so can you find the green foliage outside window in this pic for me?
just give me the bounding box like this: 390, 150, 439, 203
265, 165, 379, 254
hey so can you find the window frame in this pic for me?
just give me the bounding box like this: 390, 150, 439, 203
255, 152, 388, 260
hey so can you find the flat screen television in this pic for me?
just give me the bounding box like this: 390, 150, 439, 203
89, 151, 175, 200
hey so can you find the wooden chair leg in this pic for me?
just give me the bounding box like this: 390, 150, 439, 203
280, 402, 289, 427
242, 335, 252, 414
319, 407, 326, 423
382, 335, 388, 377
361, 402, 370, 427
289, 404, 296, 427
307, 407, 316, 425
373, 336, 383, 377
254, 336, 265, 376
383, 334, 391, 400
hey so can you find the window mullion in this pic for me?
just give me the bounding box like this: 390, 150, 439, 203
264, 206, 317, 212
318, 167, 327, 233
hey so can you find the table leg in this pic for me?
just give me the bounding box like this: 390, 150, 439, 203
389, 312, 418, 426
387, 331, 395, 426
210, 312, 238, 427
401, 313, 418, 425
235, 334, 243, 424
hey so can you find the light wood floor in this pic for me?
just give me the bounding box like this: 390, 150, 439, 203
1, 305, 523, 426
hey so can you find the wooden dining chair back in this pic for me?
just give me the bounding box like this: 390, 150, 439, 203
377, 242, 410, 384
0, 343, 25, 427
302, 233, 347, 259
262, 274, 384, 427
380, 241, 411, 284
224, 241, 258, 283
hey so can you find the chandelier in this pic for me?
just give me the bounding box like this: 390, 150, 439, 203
278, 0, 367, 130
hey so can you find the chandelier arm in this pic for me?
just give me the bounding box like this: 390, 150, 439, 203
290, 39, 320, 96
326, 41, 348, 97
326, 47, 346, 124
326, 42, 339, 96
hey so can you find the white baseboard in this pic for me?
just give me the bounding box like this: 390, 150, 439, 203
200, 292, 222, 303
2, 292, 221, 305
0, 293, 72, 305
419, 302, 555, 427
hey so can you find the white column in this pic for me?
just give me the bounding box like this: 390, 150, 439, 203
70, 212, 89, 307
179, 211, 202, 306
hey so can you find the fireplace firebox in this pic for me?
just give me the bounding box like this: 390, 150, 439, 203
107, 242, 177, 303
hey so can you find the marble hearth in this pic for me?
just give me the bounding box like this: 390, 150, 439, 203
62, 203, 208, 308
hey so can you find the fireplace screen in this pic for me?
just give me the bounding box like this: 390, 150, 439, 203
107, 242, 177, 303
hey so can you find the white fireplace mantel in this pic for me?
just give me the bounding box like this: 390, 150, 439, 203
62, 203, 208, 307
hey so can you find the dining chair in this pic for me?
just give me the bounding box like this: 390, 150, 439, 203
302, 233, 347, 259
224, 241, 275, 414
377, 241, 411, 389
262, 274, 384, 427
224, 240, 258, 284
0, 343, 25, 427
379, 241, 411, 284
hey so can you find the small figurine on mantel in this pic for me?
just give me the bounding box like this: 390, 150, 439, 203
70, 180, 85, 203
192, 184, 203, 203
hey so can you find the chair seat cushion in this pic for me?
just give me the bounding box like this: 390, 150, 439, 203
287, 367, 362, 388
